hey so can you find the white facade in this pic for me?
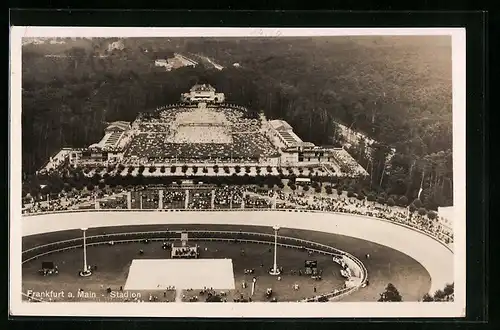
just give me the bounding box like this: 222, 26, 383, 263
437, 206, 454, 232
154, 59, 171, 70
182, 84, 225, 103
107, 152, 124, 162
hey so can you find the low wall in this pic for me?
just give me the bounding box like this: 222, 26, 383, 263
21, 210, 453, 294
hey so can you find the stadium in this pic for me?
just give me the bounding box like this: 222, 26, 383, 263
21, 85, 454, 305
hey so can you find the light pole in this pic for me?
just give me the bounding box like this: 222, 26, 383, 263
79, 227, 92, 277
269, 225, 281, 275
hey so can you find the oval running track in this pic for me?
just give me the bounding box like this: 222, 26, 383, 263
22, 210, 453, 294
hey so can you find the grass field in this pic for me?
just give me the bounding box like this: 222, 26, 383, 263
22, 223, 431, 302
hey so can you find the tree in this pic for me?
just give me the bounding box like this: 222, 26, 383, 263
443, 283, 454, 296
314, 186, 322, 193
182, 165, 188, 174
413, 198, 423, 208
377, 196, 386, 205
170, 166, 177, 173
367, 193, 376, 202
399, 195, 409, 207
427, 210, 437, 220
378, 283, 402, 302
192, 166, 198, 174
160, 166, 166, 173
386, 197, 395, 207
303, 185, 310, 192
290, 183, 297, 191
422, 293, 434, 302
325, 185, 333, 194
431, 283, 454, 302
417, 207, 427, 216
91, 173, 102, 185
149, 166, 156, 173
433, 289, 446, 301
409, 203, 417, 213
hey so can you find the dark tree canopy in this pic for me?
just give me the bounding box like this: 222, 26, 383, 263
378, 283, 403, 302
22, 37, 453, 206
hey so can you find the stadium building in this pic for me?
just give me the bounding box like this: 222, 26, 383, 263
43, 85, 367, 177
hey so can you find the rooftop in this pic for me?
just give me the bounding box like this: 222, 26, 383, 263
191, 84, 216, 93
269, 120, 293, 131
106, 121, 130, 132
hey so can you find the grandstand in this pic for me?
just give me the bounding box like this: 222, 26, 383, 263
268, 120, 306, 148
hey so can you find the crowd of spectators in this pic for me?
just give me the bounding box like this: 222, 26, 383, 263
240, 187, 453, 245
214, 186, 244, 209
284, 192, 452, 245
22, 191, 95, 214
130, 190, 160, 209
187, 190, 212, 210
100, 195, 128, 210
122, 105, 278, 164
244, 195, 272, 209
162, 190, 185, 209
22, 182, 453, 245
23, 198, 74, 214
331, 149, 368, 176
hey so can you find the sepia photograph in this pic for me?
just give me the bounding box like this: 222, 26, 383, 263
9, 27, 466, 318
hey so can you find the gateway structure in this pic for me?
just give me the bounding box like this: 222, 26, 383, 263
181, 84, 225, 104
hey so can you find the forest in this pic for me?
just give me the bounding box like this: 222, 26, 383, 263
21, 36, 453, 206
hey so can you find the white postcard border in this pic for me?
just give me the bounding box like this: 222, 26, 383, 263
9, 27, 466, 318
